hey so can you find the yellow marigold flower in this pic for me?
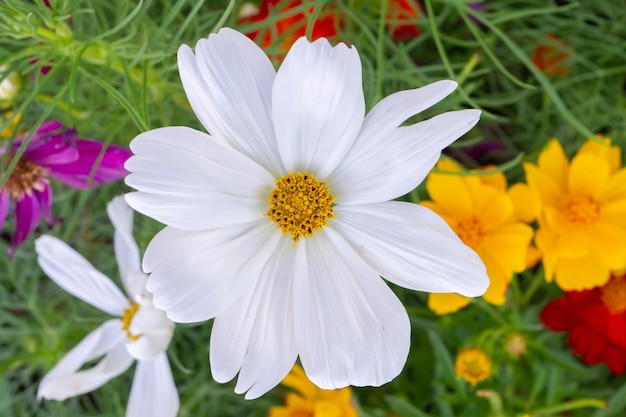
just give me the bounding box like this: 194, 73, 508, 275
455, 347, 492, 386
523, 138, 626, 290
269, 365, 357, 417
423, 160, 534, 314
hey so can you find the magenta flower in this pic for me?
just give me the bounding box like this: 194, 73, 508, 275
1, 121, 131, 256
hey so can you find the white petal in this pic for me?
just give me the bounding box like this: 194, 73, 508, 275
127, 353, 179, 417
358, 80, 457, 147
127, 306, 174, 361
143, 220, 281, 323
331, 109, 480, 205
210, 236, 297, 399
272, 37, 365, 178
38, 319, 133, 400
178, 27, 283, 175
123, 270, 151, 305
35, 236, 128, 316
333, 202, 489, 296
107, 196, 142, 299
294, 228, 410, 389
125, 126, 274, 230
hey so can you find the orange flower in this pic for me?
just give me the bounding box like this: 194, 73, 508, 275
240, 0, 340, 57
531, 34, 570, 76
387, 0, 421, 41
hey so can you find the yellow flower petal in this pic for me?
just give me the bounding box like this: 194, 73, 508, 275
526, 244, 542, 268
540, 205, 568, 230
281, 365, 317, 401
535, 228, 557, 282
579, 135, 621, 173
481, 223, 534, 273
276, 365, 357, 417
314, 400, 345, 417
268, 406, 292, 417
481, 278, 507, 305
473, 186, 514, 230
523, 162, 564, 208
284, 392, 312, 409
599, 168, 626, 204
419, 201, 456, 225
508, 183, 541, 223
588, 221, 626, 270
426, 173, 474, 215
476, 166, 507, 191
601, 198, 626, 229
481, 255, 509, 305
568, 152, 610, 198
537, 139, 569, 190
428, 293, 471, 315
436, 158, 464, 172
554, 254, 611, 291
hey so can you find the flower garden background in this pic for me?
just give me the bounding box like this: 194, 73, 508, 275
1, 1, 626, 416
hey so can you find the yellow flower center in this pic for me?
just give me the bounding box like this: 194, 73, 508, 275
2, 153, 49, 200
600, 274, 626, 314
564, 194, 600, 225
455, 216, 487, 248
455, 347, 492, 386
121, 302, 141, 341
267, 172, 335, 241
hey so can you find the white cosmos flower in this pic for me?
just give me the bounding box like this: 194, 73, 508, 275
124, 27, 489, 399
35, 196, 178, 417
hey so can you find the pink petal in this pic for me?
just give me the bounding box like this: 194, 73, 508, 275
10, 193, 41, 257
47, 140, 131, 189
35, 184, 55, 224
24, 128, 80, 166
0, 191, 9, 232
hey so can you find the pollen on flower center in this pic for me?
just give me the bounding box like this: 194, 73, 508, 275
266, 171, 335, 241
564, 194, 600, 225
2, 153, 49, 200
121, 302, 141, 340
455, 216, 487, 248
601, 274, 626, 314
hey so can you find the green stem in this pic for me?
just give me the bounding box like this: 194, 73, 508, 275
526, 398, 606, 416
464, 5, 596, 139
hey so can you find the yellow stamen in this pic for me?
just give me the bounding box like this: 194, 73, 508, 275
601, 274, 626, 314
2, 153, 49, 200
455, 216, 487, 248
266, 172, 334, 241
564, 194, 600, 225
121, 303, 140, 341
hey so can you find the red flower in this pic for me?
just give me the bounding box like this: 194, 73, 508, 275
240, 0, 340, 57
531, 34, 570, 76
541, 273, 626, 374
387, 0, 421, 42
